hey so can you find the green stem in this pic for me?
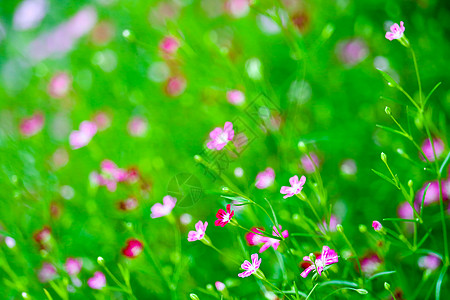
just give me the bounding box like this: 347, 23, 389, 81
305, 283, 319, 300
339, 230, 363, 280
437, 178, 449, 264
410, 48, 422, 106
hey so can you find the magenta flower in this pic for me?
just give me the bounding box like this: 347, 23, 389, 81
280, 175, 306, 199
385, 21, 405, 41
127, 116, 148, 137
301, 153, 319, 173
245, 227, 267, 246
255, 167, 275, 189
187, 220, 208, 242
420, 138, 444, 162
259, 225, 289, 253
38, 263, 57, 283
65, 257, 82, 276
151, 195, 177, 218
300, 246, 339, 278
372, 221, 383, 232
414, 181, 449, 207
238, 253, 261, 278
215, 204, 234, 227
122, 239, 143, 258
207, 122, 235, 150
418, 254, 441, 271
226, 90, 245, 105
20, 112, 44, 137
88, 271, 106, 290
118, 197, 138, 211
336, 39, 369, 66
159, 36, 180, 54
69, 121, 97, 149
91, 160, 128, 192
48, 72, 71, 98
93, 111, 111, 131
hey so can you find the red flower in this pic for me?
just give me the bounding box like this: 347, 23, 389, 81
33, 226, 51, 249
121, 239, 143, 258
215, 204, 234, 227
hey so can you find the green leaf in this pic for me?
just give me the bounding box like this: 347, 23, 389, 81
291, 233, 325, 238
43, 289, 53, 300
380, 95, 408, 106
371, 169, 397, 187
376, 124, 408, 138
293, 281, 302, 300
377, 69, 400, 89
439, 151, 450, 175
423, 82, 442, 107
436, 266, 448, 300
368, 270, 396, 281
264, 197, 280, 231
318, 280, 358, 288
416, 228, 433, 249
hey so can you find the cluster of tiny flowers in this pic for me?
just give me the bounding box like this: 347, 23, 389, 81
300, 246, 339, 278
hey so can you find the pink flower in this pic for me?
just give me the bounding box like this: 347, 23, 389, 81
207, 122, 235, 150
385, 21, 405, 41
238, 253, 261, 278
215, 204, 234, 227
69, 121, 97, 149
127, 116, 148, 137
258, 225, 289, 253
151, 195, 177, 218
398, 201, 414, 219
225, 0, 250, 18
226, 90, 245, 105
121, 239, 143, 258
372, 221, 383, 232
245, 227, 267, 246
20, 112, 44, 137
65, 257, 82, 276
165, 75, 186, 97
300, 246, 339, 278
215, 281, 226, 291
418, 254, 441, 271
318, 215, 340, 233
255, 168, 275, 189
13, 0, 48, 31
48, 72, 71, 98
159, 36, 180, 54
33, 226, 51, 249
420, 138, 444, 162
336, 39, 369, 66
88, 271, 106, 290
361, 254, 382, 276
280, 175, 306, 199
340, 159, 357, 175
187, 220, 208, 242
38, 263, 57, 283
92, 160, 128, 192
301, 153, 319, 173
118, 197, 138, 211
414, 181, 449, 207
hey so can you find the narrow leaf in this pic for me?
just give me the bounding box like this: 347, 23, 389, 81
318, 280, 358, 288
383, 218, 418, 223
43, 289, 53, 300
376, 124, 408, 137
368, 270, 396, 281
371, 169, 397, 187
420, 183, 431, 218
436, 266, 448, 300
439, 151, 450, 175
377, 69, 400, 88
424, 82, 442, 107
416, 229, 433, 249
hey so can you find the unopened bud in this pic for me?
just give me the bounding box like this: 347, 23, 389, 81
309, 253, 316, 262
97, 256, 104, 265
298, 141, 307, 153
122, 29, 136, 42
190, 293, 200, 300
408, 180, 413, 188
359, 224, 367, 233
385, 106, 391, 115
336, 224, 344, 233
381, 152, 387, 163
356, 289, 368, 295
384, 282, 391, 291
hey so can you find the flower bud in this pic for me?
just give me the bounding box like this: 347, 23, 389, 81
356, 289, 368, 295
408, 180, 413, 188
359, 224, 367, 233
97, 256, 104, 265
254, 269, 266, 280
336, 224, 344, 233
122, 29, 136, 43
190, 293, 200, 300
298, 141, 307, 153
309, 253, 316, 262
385, 106, 391, 115
381, 152, 387, 163
384, 282, 391, 290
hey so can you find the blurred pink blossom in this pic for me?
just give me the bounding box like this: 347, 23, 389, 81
225, 0, 250, 18
13, 0, 48, 31
20, 112, 44, 137
361, 254, 382, 276
418, 254, 441, 271
159, 36, 180, 55
151, 195, 176, 218
122, 239, 143, 258
48, 72, 71, 98
280, 175, 306, 199
301, 153, 319, 173
420, 138, 444, 162
226, 90, 245, 105
318, 215, 340, 233
91, 160, 128, 192
255, 167, 275, 189
187, 220, 208, 242
336, 39, 368, 66
69, 121, 97, 149
119, 197, 138, 211
238, 253, 261, 278
207, 121, 234, 150
93, 111, 111, 131
165, 75, 186, 97
127, 116, 148, 137
88, 271, 106, 290
215, 281, 226, 291
397, 201, 414, 219
65, 258, 82, 276
38, 263, 57, 283
385, 21, 405, 41
51, 147, 69, 169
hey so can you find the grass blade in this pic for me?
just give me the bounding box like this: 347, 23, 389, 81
420, 183, 431, 218
371, 169, 397, 187
424, 82, 442, 107
435, 266, 448, 300
376, 124, 408, 137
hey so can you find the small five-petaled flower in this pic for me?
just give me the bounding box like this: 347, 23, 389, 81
207, 121, 234, 150
238, 253, 261, 278
215, 204, 234, 227
301, 246, 339, 278
385, 21, 405, 41
188, 221, 208, 242
280, 175, 306, 199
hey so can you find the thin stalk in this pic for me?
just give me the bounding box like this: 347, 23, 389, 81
410, 48, 422, 105
339, 230, 363, 279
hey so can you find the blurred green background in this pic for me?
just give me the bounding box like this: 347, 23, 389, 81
0, 0, 449, 299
